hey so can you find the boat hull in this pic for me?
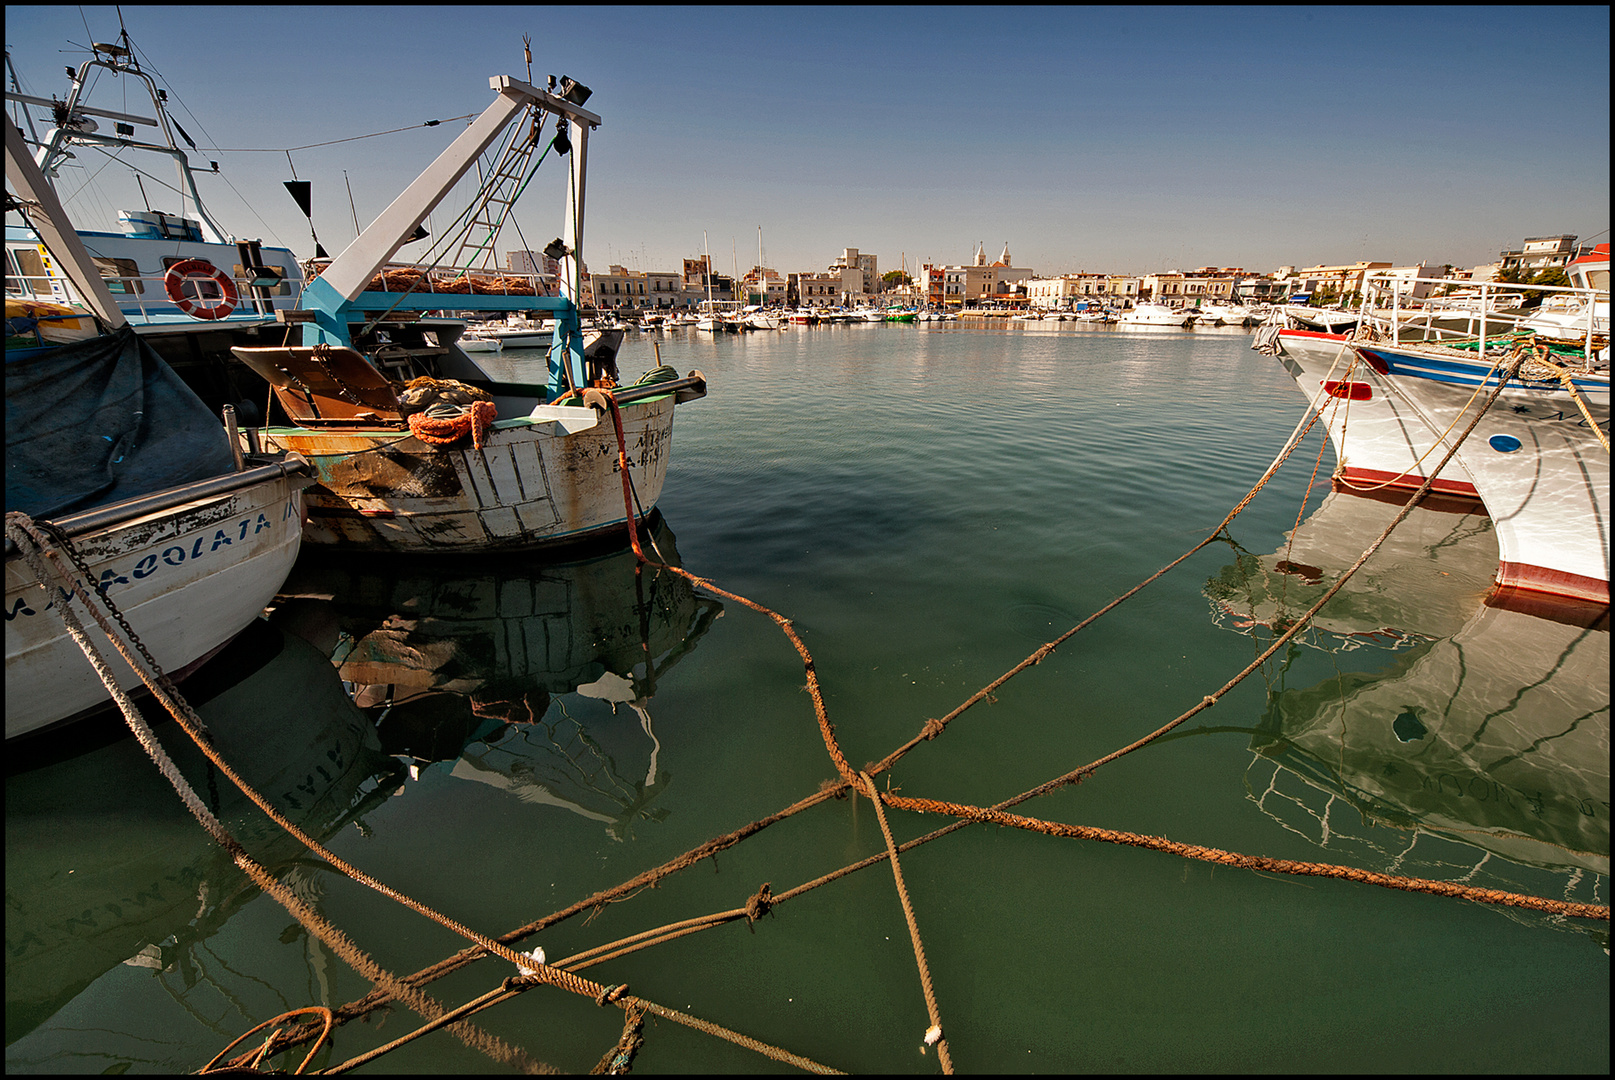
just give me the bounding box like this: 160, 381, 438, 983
1118, 304, 1192, 327
5, 472, 307, 738
1273, 330, 1480, 500
261, 396, 677, 553
1356, 344, 1611, 604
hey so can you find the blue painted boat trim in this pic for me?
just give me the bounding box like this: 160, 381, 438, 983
1361, 347, 1604, 394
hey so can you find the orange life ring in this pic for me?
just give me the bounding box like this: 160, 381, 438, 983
164, 259, 238, 320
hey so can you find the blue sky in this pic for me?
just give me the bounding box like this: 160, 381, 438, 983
8, 5, 1609, 278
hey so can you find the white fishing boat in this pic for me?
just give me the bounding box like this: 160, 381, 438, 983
229, 71, 705, 554
1117, 302, 1193, 327
456, 331, 503, 353
465, 313, 555, 348
695, 299, 741, 332
5, 115, 312, 739
1351, 334, 1609, 604
1278, 305, 1360, 333
5, 29, 307, 420
1196, 301, 1260, 327
1253, 326, 1480, 501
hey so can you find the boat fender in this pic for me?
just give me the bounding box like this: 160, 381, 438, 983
164, 259, 239, 320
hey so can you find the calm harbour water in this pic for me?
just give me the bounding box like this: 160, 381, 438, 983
7, 321, 1609, 1073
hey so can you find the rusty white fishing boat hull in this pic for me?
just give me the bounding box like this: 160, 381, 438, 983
5, 465, 309, 739
1264, 328, 1480, 500
258, 396, 676, 553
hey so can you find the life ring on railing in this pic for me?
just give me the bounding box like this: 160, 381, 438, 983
164, 259, 238, 320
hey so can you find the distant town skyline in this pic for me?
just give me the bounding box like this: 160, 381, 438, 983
7, 6, 1608, 278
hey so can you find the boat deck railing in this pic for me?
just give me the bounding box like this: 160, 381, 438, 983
1360, 273, 1607, 360
6, 268, 302, 324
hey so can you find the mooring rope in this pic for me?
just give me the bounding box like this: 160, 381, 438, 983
280, 354, 1586, 1069
603, 392, 858, 786
6, 511, 835, 1075
875, 792, 1608, 920
4, 514, 547, 1075
870, 395, 1329, 777
12, 335, 1594, 1073
860, 773, 953, 1071
1524, 349, 1612, 453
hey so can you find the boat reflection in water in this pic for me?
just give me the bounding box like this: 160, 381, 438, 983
5, 618, 398, 1046
1207, 490, 1609, 926
271, 513, 722, 840
1205, 487, 1500, 651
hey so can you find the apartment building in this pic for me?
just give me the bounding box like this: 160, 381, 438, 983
788, 271, 842, 308
1291, 261, 1394, 299
1499, 235, 1580, 274
830, 248, 879, 296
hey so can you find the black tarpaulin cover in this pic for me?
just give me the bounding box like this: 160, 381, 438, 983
5, 325, 236, 520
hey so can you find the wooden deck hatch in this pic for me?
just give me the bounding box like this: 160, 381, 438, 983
231, 345, 407, 426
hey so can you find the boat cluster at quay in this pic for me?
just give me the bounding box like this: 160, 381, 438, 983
455, 300, 960, 346
451, 298, 1274, 349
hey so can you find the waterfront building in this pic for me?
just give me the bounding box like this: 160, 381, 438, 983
1025, 275, 1079, 309
1292, 261, 1394, 300
1105, 275, 1142, 301
1235, 276, 1288, 302
788, 271, 842, 308
830, 248, 879, 296
742, 266, 788, 305
676, 254, 735, 308
988, 243, 1035, 294
1498, 235, 1580, 275
1144, 269, 1240, 305
588, 264, 661, 310
1376, 263, 1445, 301
1027, 272, 1114, 309
943, 263, 998, 306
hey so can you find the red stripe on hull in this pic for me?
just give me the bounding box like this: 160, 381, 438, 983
1336, 466, 1481, 501
1495, 561, 1610, 605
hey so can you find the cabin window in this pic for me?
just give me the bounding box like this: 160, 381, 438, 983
8, 247, 49, 296
93, 256, 144, 295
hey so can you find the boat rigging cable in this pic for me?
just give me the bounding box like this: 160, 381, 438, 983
9, 348, 1606, 1074
337, 104, 564, 339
